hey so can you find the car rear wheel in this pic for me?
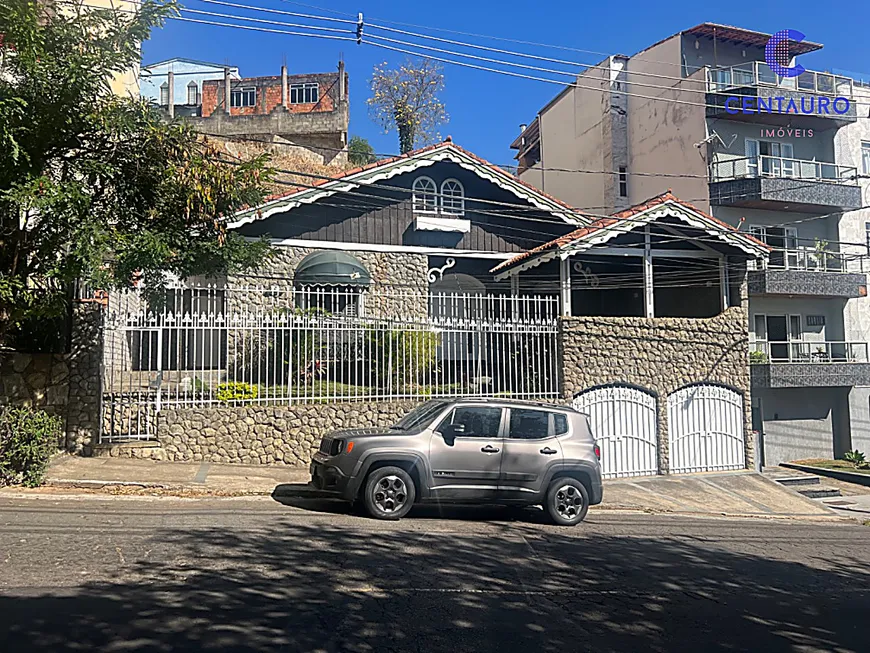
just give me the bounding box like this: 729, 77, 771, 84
545, 478, 589, 526
362, 466, 416, 520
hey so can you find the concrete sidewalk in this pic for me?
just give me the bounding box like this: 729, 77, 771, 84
10, 455, 840, 520
40, 454, 310, 496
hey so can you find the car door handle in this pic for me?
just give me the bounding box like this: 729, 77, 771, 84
540, 447, 558, 455
480, 445, 500, 454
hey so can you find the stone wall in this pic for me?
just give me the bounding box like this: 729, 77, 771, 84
227, 246, 430, 319
0, 352, 70, 424
155, 401, 421, 465
560, 307, 753, 471
65, 304, 103, 455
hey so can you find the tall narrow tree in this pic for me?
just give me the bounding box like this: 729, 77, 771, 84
367, 58, 448, 154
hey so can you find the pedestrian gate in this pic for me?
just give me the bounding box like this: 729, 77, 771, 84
572, 385, 659, 479
667, 384, 746, 474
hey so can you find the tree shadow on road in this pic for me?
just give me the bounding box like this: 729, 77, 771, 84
1, 515, 868, 652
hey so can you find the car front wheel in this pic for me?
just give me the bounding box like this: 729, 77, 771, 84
545, 478, 589, 526
362, 466, 416, 520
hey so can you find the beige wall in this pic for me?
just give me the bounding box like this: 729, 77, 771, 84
522, 60, 614, 211
58, 0, 141, 97
627, 37, 709, 209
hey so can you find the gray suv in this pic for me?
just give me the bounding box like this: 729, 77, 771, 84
310, 398, 603, 525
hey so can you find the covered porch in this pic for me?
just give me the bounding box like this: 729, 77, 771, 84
492, 192, 770, 318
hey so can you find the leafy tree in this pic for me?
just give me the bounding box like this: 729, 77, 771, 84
367, 58, 448, 154
0, 0, 273, 345
347, 135, 376, 166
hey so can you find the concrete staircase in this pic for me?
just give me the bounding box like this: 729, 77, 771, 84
766, 469, 842, 499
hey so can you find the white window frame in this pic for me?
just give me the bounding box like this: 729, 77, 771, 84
862, 141, 870, 175
230, 87, 256, 108
440, 178, 465, 216
412, 176, 438, 214
186, 81, 199, 105
159, 82, 169, 106
289, 82, 319, 104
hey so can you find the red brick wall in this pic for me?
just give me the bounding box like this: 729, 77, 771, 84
201, 73, 340, 118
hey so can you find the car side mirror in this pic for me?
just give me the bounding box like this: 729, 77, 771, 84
440, 423, 465, 445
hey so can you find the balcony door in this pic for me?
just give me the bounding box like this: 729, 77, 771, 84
762, 314, 802, 361
746, 139, 794, 177
749, 225, 798, 268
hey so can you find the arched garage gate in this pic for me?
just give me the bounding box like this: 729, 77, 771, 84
572, 384, 659, 479
667, 384, 746, 474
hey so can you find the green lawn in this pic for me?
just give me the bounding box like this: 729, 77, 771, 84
792, 459, 870, 475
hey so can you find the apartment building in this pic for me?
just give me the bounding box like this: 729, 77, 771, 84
512, 23, 870, 466
141, 60, 349, 164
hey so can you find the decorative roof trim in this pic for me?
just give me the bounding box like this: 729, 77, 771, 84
493, 198, 770, 280
227, 142, 587, 230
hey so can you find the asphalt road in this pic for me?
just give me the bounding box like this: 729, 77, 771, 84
0, 493, 868, 653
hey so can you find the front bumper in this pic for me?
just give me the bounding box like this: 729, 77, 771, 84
310, 459, 354, 500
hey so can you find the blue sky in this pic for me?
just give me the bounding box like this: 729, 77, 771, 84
143, 0, 870, 166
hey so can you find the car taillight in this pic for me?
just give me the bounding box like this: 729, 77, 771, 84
593, 444, 601, 460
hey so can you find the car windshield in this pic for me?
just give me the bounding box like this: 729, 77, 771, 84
391, 401, 450, 432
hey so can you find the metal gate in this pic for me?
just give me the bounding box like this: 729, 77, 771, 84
667, 384, 745, 474
572, 384, 659, 479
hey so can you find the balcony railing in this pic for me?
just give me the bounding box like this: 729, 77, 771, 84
751, 340, 869, 363
754, 248, 870, 273
707, 63, 854, 97
710, 155, 858, 184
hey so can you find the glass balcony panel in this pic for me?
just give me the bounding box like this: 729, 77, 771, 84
798, 73, 816, 91
758, 63, 778, 85
817, 74, 835, 94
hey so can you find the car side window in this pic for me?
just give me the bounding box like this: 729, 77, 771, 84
441, 407, 502, 438
553, 413, 569, 435
508, 408, 552, 440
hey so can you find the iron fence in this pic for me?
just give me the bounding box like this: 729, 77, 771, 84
100, 285, 560, 442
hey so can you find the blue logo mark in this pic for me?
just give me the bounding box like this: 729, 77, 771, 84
765, 29, 806, 78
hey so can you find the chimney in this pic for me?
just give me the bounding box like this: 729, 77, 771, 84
167, 70, 175, 119
281, 65, 288, 109
224, 67, 231, 115
338, 59, 346, 103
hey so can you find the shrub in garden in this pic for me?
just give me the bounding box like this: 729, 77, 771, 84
844, 450, 869, 470
0, 407, 62, 487
216, 382, 259, 402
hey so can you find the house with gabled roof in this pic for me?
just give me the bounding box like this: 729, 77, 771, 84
97, 139, 771, 479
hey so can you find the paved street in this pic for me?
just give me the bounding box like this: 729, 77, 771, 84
1, 494, 868, 652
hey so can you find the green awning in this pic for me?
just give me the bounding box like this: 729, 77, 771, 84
293, 251, 371, 287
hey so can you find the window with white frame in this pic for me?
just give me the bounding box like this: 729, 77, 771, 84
231, 87, 256, 108
862, 141, 870, 175
290, 82, 319, 104
186, 81, 199, 105
440, 179, 465, 215
412, 176, 438, 213
159, 82, 169, 106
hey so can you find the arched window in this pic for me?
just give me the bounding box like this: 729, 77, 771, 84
159, 82, 169, 106
187, 81, 199, 105
440, 179, 465, 216
412, 176, 438, 213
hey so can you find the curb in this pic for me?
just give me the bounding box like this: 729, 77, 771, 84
781, 463, 870, 487
42, 478, 333, 499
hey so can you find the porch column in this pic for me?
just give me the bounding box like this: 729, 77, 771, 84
559, 257, 572, 317
720, 256, 729, 311
510, 274, 520, 320
643, 226, 654, 318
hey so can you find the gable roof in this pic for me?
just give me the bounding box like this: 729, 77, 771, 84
491, 191, 770, 278
227, 138, 588, 230
142, 57, 238, 71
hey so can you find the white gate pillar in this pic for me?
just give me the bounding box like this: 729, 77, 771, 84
559, 257, 572, 317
